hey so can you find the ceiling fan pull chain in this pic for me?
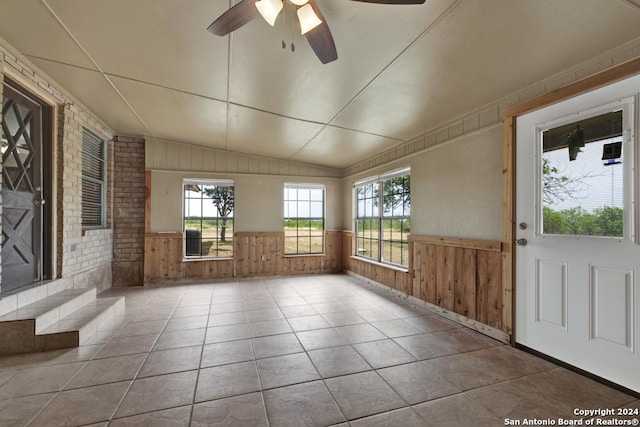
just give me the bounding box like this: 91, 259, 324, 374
281, 2, 287, 49
290, 3, 296, 52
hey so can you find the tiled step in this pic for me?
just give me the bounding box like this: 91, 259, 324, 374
0, 287, 96, 334
0, 282, 126, 355
39, 296, 125, 346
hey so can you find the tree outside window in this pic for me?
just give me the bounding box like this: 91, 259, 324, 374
355, 168, 410, 267
183, 180, 234, 258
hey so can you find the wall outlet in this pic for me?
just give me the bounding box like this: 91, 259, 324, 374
261, 255, 267, 261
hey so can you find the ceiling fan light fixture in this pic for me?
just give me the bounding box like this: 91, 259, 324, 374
297, 4, 322, 35
289, 0, 309, 5
255, 0, 283, 26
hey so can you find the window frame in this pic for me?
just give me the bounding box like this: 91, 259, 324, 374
182, 178, 235, 260
284, 183, 325, 256
355, 167, 410, 268
81, 128, 106, 229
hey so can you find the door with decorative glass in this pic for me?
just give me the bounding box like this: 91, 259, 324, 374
1, 81, 48, 293
516, 73, 640, 392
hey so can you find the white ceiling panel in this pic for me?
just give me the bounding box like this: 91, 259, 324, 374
45, 0, 230, 100
291, 125, 402, 169
2, 0, 640, 170
0, 0, 95, 69
110, 75, 227, 148
28, 57, 148, 136
332, 0, 640, 140
227, 104, 324, 159
228, 0, 457, 123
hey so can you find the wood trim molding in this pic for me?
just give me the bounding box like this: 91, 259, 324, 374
145, 232, 182, 238
501, 57, 640, 345
408, 235, 501, 252
145, 170, 152, 234
234, 232, 284, 238
504, 56, 640, 118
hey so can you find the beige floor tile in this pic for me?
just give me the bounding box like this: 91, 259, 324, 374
295, 328, 349, 351
205, 324, 251, 344
518, 368, 636, 412
29, 381, 130, 427
153, 328, 206, 350
172, 305, 211, 319
280, 305, 319, 318
353, 339, 416, 369
114, 319, 167, 338
465, 378, 568, 420
377, 361, 460, 405
201, 339, 255, 368
196, 361, 260, 402
95, 334, 158, 359
110, 405, 192, 426
403, 315, 460, 333
414, 394, 502, 427
192, 392, 268, 427
0, 361, 86, 399
0, 393, 55, 427
395, 329, 494, 360
115, 370, 198, 418
66, 353, 146, 389
335, 323, 387, 344
138, 345, 202, 377
287, 315, 331, 332
371, 319, 423, 338
350, 407, 428, 427
263, 381, 345, 427
257, 353, 320, 389
252, 333, 303, 359
208, 311, 248, 326
164, 315, 209, 332
249, 319, 293, 337
308, 345, 371, 378
325, 371, 406, 420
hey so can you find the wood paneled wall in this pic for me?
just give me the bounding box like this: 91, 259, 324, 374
342, 231, 506, 335
144, 231, 343, 283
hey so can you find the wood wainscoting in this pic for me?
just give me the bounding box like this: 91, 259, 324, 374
343, 232, 508, 340
144, 231, 343, 283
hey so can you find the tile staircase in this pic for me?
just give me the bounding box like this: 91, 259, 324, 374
0, 281, 125, 355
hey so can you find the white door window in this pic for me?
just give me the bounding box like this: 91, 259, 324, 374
515, 74, 640, 393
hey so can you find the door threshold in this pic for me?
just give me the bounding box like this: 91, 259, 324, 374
515, 343, 640, 399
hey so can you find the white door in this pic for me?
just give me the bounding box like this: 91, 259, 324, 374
516, 74, 640, 392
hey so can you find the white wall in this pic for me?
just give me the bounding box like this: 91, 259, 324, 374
342, 125, 503, 241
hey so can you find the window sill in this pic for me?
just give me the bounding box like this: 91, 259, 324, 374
182, 257, 233, 263
284, 253, 326, 258
82, 228, 111, 237
349, 256, 409, 273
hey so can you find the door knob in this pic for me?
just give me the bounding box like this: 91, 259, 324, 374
34, 199, 46, 206
515, 238, 527, 246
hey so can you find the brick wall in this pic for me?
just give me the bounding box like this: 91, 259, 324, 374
1, 42, 114, 292
112, 137, 145, 286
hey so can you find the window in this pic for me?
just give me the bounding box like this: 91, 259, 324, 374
541, 109, 626, 238
183, 179, 234, 259
284, 184, 324, 255
355, 167, 410, 267
81, 128, 106, 228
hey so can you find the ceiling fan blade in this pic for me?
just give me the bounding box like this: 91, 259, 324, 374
207, 0, 259, 36
350, 0, 426, 4
304, 0, 338, 64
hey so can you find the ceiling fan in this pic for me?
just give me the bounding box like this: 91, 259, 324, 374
207, 0, 426, 64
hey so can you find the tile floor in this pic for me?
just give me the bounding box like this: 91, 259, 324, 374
0, 274, 636, 426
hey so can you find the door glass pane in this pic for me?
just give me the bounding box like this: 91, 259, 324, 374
541, 111, 624, 237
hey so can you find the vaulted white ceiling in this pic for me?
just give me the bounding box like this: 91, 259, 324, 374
1, 0, 640, 169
